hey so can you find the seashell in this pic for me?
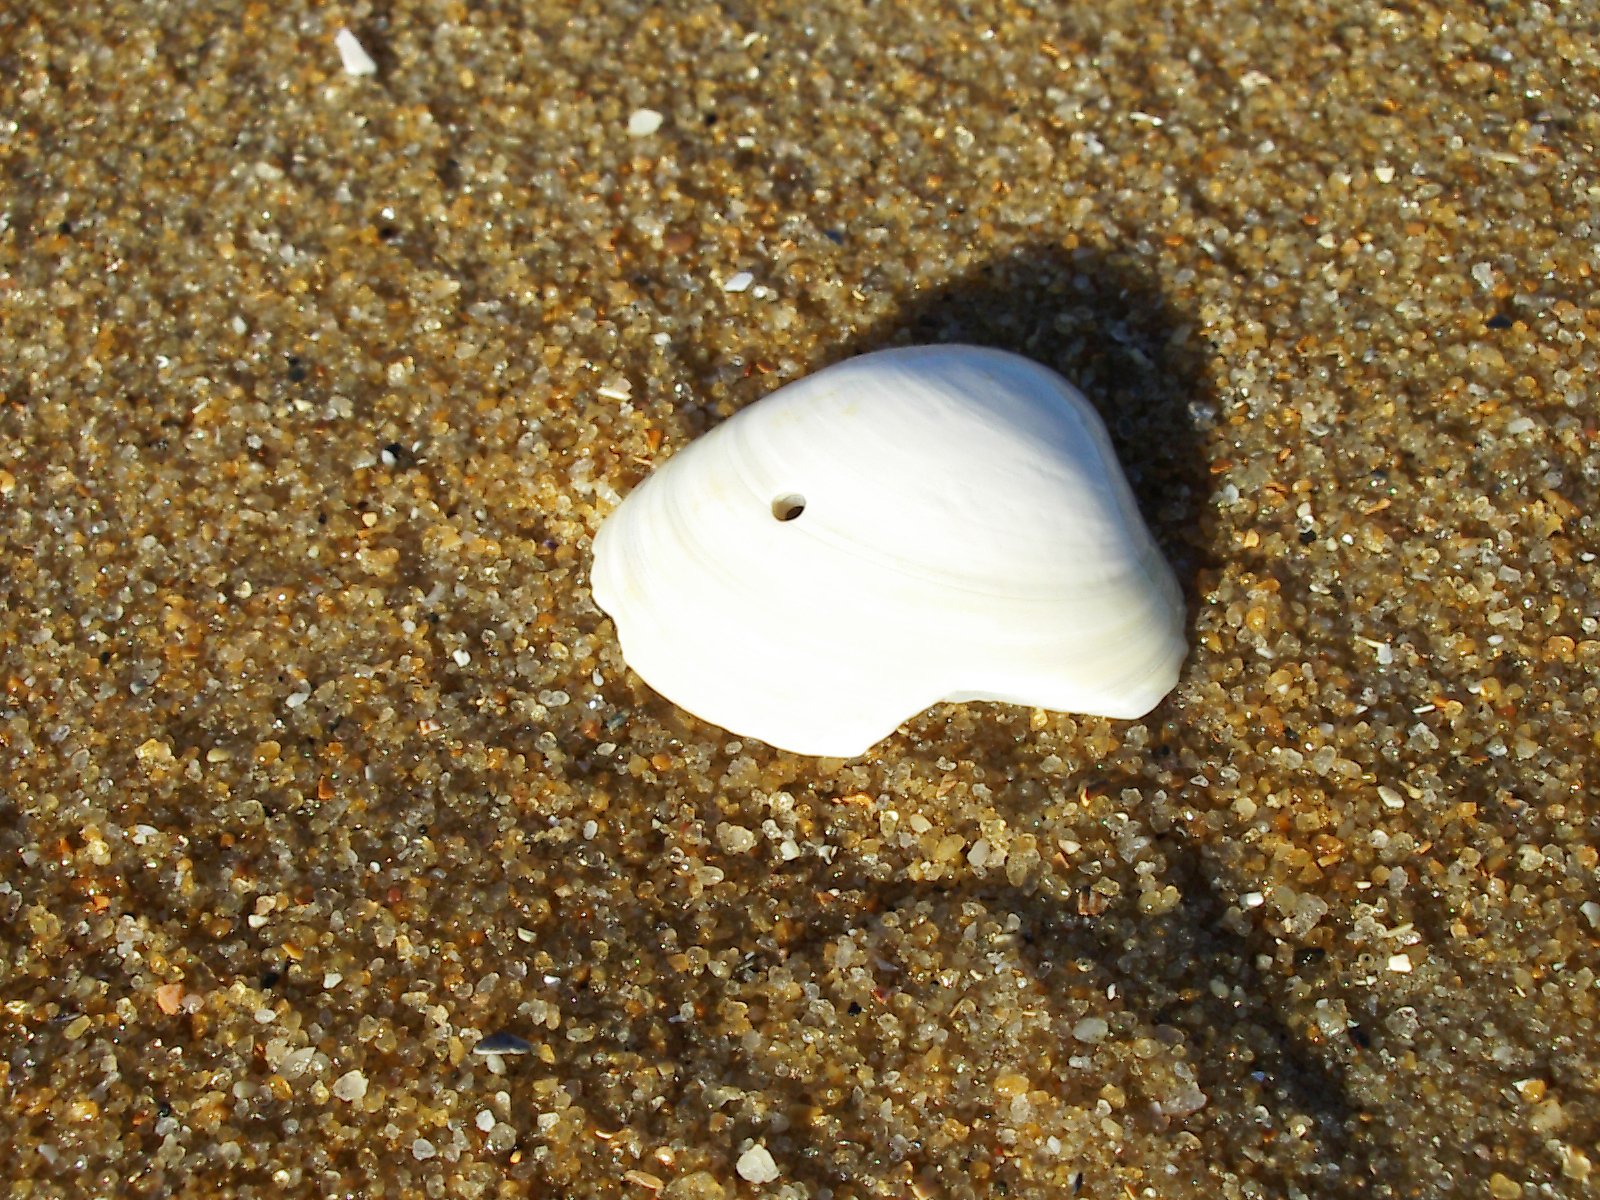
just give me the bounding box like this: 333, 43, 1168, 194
590, 345, 1186, 757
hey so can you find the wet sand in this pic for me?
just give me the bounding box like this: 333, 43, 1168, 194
2, 2, 1597, 1196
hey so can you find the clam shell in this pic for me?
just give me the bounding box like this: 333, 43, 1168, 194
591, 345, 1186, 757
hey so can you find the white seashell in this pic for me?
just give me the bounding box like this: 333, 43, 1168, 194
590, 345, 1186, 757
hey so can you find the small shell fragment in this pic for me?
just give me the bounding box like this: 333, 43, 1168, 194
627, 108, 664, 137
736, 1144, 781, 1184
473, 1031, 533, 1056
334, 29, 378, 76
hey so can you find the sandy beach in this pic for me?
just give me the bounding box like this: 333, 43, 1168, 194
2, 2, 1597, 1196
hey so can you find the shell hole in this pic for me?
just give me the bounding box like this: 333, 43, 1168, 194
771, 494, 806, 522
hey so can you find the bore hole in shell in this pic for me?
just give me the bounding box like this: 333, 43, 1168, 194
771, 494, 806, 522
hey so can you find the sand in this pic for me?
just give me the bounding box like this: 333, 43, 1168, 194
1, 1, 1597, 1197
